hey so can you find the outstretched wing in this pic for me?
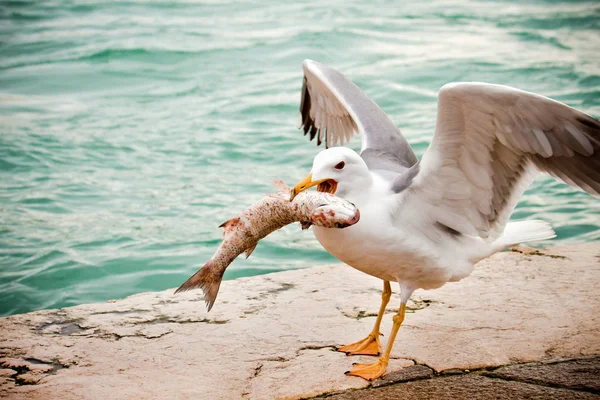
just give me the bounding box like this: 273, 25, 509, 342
299, 59, 417, 172
403, 82, 600, 240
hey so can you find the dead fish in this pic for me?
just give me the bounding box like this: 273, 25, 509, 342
175, 180, 360, 311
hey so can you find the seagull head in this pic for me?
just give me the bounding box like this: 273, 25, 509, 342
290, 147, 371, 202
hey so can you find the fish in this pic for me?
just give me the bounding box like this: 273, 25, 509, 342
175, 180, 360, 311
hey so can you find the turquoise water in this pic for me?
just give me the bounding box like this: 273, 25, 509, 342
1, 1, 599, 317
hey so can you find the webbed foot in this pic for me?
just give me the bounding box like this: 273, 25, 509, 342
337, 333, 381, 356
345, 358, 388, 381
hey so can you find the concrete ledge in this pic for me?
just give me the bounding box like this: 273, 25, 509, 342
1, 244, 599, 399
326, 356, 600, 399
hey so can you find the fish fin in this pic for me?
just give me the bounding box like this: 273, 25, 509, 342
272, 179, 290, 193
300, 221, 312, 230
174, 260, 224, 312
219, 216, 241, 235
244, 243, 258, 259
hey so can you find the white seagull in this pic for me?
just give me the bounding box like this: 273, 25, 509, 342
289, 59, 600, 381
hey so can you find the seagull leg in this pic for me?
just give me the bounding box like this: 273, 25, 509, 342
337, 280, 391, 356
345, 301, 407, 381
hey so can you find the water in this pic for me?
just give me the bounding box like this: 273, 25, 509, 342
1, 0, 599, 317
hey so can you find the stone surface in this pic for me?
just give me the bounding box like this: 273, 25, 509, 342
0, 244, 599, 399
371, 365, 433, 388
484, 355, 600, 393
328, 356, 600, 399
325, 374, 599, 400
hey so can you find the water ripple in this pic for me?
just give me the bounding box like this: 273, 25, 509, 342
0, 0, 599, 316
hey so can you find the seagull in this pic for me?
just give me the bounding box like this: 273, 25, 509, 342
289, 59, 600, 381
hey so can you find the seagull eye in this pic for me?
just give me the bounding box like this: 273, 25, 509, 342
334, 161, 345, 170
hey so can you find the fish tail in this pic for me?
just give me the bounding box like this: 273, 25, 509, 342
174, 260, 224, 312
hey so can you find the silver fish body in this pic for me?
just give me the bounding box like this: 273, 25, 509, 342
175, 180, 360, 310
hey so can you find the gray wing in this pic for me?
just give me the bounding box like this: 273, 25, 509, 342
299, 59, 418, 172
403, 82, 600, 240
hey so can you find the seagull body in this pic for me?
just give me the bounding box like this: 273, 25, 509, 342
311, 152, 486, 289
290, 60, 600, 380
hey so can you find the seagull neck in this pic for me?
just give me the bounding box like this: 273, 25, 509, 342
336, 171, 375, 207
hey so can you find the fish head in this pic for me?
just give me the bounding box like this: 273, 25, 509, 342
310, 198, 360, 229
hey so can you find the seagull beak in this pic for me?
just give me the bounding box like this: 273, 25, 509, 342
291, 173, 320, 200
290, 173, 336, 200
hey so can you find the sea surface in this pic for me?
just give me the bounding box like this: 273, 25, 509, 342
1, 0, 599, 317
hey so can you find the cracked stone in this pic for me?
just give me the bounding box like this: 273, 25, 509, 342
0, 244, 598, 399
371, 364, 432, 388
440, 368, 464, 375
36, 319, 86, 335
325, 375, 599, 400
14, 373, 39, 385
137, 326, 173, 339
0, 369, 15, 378
483, 355, 600, 393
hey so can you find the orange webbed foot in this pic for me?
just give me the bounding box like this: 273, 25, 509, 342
337, 333, 381, 356
344, 358, 388, 381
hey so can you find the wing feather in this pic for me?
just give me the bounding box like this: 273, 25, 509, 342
298, 59, 417, 171
405, 82, 600, 240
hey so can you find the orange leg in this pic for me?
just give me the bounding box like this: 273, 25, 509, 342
337, 280, 391, 356
345, 302, 407, 381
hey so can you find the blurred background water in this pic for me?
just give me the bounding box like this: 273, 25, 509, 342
1, 0, 599, 316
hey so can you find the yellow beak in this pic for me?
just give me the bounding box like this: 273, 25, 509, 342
290, 173, 329, 200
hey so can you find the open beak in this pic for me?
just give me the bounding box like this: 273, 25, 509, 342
290, 173, 338, 200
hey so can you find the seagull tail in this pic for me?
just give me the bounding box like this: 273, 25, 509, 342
491, 220, 556, 253
174, 260, 224, 312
